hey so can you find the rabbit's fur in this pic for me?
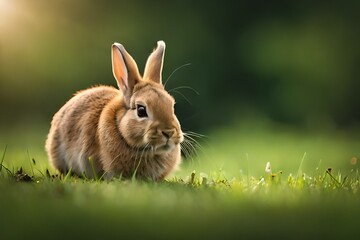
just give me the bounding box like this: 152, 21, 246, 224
45, 41, 183, 180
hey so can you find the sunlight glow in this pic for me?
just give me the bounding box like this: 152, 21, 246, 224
0, 0, 14, 15
0, 0, 41, 38
0, 0, 16, 29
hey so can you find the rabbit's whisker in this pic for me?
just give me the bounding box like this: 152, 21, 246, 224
164, 63, 191, 88
184, 131, 207, 139
170, 90, 193, 105
180, 130, 206, 160
168, 86, 200, 96
184, 134, 203, 150
180, 141, 192, 159
181, 139, 195, 158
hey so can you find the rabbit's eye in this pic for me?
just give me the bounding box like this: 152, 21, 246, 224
136, 105, 148, 118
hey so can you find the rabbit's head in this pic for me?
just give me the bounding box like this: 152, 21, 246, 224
112, 41, 183, 154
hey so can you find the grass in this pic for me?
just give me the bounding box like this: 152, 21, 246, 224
0, 121, 360, 239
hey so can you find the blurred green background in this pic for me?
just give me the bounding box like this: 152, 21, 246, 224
1, 0, 360, 175
1, 0, 360, 130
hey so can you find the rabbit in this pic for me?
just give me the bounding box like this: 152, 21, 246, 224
45, 41, 184, 181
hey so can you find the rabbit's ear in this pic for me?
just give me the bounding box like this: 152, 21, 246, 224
143, 41, 166, 84
112, 43, 140, 103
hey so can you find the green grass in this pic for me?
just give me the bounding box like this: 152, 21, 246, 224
1, 121, 360, 239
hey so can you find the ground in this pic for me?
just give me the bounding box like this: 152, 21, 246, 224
1, 121, 359, 239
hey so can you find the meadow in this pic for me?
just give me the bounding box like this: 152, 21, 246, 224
1, 120, 359, 240
1, 1, 360, 239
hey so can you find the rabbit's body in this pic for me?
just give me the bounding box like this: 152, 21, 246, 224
46, 41, 183, 180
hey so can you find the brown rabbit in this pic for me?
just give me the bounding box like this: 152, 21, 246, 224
45, 41, 183, 180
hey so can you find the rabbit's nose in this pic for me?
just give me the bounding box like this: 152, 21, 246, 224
162, 129, 175, 139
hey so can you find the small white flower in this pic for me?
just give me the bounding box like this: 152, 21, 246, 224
265, 162, 272, 174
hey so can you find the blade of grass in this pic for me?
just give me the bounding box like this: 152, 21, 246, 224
246, 153, 250, 188
0, 163, 13, 177
98, 172, 106, 181
132, 159, 142, 182
63, 167, 72, 182
89, 157, 99, 181
0, 145, 7, 173
325, 169, 341, 187
0, 145, 13, 177
296, 152, 307, 180
27, 149, 35, 177
36, 169, 46, 178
